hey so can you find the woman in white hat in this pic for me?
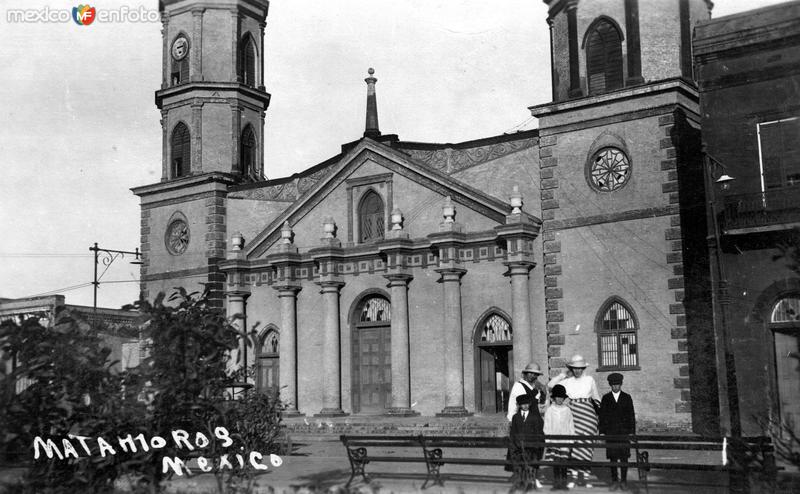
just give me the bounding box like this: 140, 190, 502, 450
547, 354, 601, 488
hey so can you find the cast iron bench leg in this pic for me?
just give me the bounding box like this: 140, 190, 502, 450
345, 447, 370, 487
422, 447, 444, 489
637, 450, 650, 494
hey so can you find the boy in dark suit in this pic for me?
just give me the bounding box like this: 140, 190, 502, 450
598, 373, 636, 491
508, 393, 545, 490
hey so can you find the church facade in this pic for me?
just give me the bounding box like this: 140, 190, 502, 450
134, 0, 719, 432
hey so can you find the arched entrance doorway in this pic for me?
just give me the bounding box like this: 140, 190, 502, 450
770, 295, 800, 437
474, 312, 513, 413
351, 294, 392, 413
256, 327, 279, 395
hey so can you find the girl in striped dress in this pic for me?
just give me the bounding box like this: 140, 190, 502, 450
548, 354, 601, 489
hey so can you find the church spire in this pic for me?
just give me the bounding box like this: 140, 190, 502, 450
363, 68, 381, 139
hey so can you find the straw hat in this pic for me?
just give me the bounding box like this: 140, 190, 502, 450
566, 354, 588, 368
521, 362, 543, 375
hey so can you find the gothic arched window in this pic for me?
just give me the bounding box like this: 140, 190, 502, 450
359, 190, 385, 242
256, 328, 279, 394
585, 18, 623, 95
240, 35, 256, 87
171, 122, 190, 178
596, 298, 639, 369
241, 125, 256, 177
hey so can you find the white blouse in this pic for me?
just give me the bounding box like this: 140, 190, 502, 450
547, 373, 601, 401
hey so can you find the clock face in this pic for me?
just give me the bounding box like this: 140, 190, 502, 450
171, 36, 189, 61
166, 219, 189, 255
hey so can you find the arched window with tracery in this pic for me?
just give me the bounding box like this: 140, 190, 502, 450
171, 122, 190, 178
359, 190, 385, 242
596, 298, 639, 369
584, 18, 623, 95
479, 314, 512, 343
240, 125, 256, 178
771, 296, 800, 323
256, 328, 279, 394
240, 35, 257, 87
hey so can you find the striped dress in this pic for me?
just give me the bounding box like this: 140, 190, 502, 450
548, 374, 601, 479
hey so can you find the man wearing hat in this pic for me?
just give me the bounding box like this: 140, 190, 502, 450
507, 362, 548, 422
598, 373, 636, 491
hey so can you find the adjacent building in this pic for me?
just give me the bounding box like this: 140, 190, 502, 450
695, 1, 800, 436
134, 0, 718, 431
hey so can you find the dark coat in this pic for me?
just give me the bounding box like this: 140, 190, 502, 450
505, 408, 545, 471
598, 391, 636, 459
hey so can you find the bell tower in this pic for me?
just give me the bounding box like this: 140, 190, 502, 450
156, 0, 270, 181
133, 0, 270, 308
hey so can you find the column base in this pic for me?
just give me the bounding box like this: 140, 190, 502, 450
314, 408, 349, 417
568, 88, 583, 98
384, 407, 420, 417
626, 76, 645, 86
436, 406, 473, 417
282, 409, 304, 418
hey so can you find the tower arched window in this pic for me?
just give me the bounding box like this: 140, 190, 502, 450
240, 35, 256, 87
595, 298, 639, 369
241, 125, 257, 178
170, 34, 190, 86
358, 190, 385, 242
584, 18, 623, 95
171, 122, 191, 178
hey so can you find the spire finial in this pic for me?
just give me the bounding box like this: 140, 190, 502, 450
364, 67, 381, 139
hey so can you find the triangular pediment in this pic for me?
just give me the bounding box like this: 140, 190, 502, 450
245, 138, 513, 258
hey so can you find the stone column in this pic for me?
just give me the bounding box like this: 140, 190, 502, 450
161, 15, 169, 89
191, 8, 203, 81
384, 273, 417, 416
231, 104, 242, 174
276, 285, 302, 416
227, 290, 249, 394
495, 186, 541, 380
231, 11, 241, 81
436, 267, 470, 416
316, 280, 347, 416
567, 1, 582, 98
191, 101, 202, 173
507, 261, 535, 372
160, 109, 168, 181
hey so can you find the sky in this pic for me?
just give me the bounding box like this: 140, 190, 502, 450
0, 0, 785, 310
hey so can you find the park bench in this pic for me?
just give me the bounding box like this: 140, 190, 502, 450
340, 433, 778, 491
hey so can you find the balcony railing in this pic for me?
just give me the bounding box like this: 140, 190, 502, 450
721, 187, 800, 232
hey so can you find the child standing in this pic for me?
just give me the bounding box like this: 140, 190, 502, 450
508, 394, 545, 490
598, 373, 636, 491
544, 384, 575, 491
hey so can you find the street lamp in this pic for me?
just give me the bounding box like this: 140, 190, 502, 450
704, 150, 741, 436
89, 242, 142, 313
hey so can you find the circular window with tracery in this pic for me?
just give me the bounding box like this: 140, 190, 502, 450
589, 147, 631, 192
165, 219, 189, 255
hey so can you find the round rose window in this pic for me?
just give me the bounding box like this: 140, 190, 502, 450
589, 147, 631, 191
165, 219, 189, 255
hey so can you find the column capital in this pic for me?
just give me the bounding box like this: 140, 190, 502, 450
384, 272, 413, 286
435, 267, 467, 282
316, 279, 345, 292
273, 284, 302, 296
226, 290, 250, 300
504, 260, 536, 276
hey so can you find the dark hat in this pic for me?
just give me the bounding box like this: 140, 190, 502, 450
516, 394, 532, 405
551, 384, 568, 399
608, 373, 624, 385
